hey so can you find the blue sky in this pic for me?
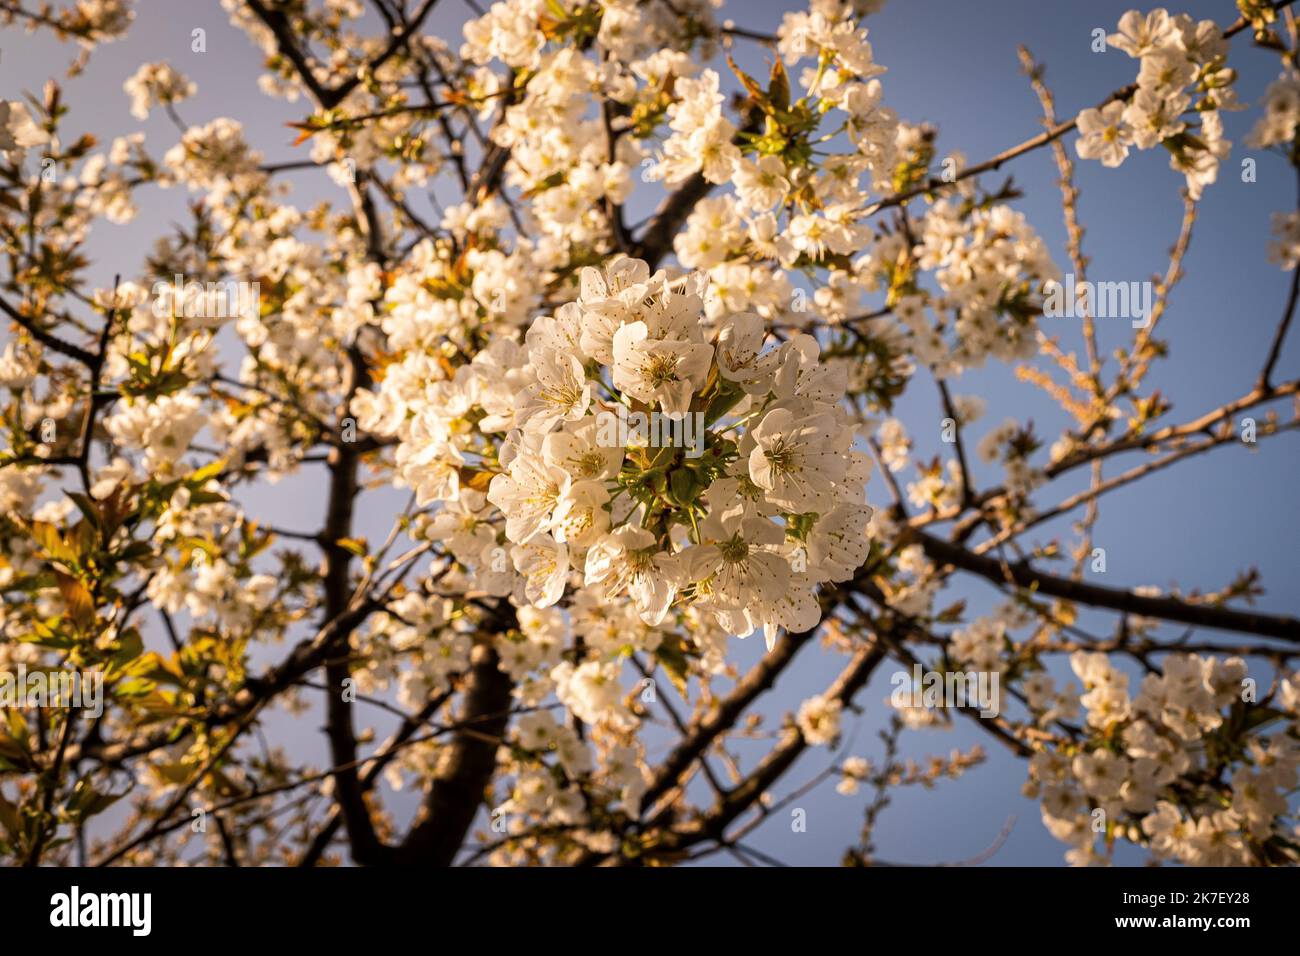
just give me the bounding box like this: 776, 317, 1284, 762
2, 0, 1297, 865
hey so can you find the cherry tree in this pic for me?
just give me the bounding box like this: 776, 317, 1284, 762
1, 0, 1298, 868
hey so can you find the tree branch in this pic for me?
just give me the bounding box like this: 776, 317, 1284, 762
915, 530, 1300, 641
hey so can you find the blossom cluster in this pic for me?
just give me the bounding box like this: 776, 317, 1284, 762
1250, 68, 1300, 270
123, 61, 196, 120
1024, 652, 1300, 866
359, 254, 874, 650
1075, 8, 1236, 198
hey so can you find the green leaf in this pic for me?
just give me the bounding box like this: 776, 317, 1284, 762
187, 458, 227, 485
54, 572, 95, 630
72, 519, 97, 559
187, 489, 228, 505
152, 761, 197, 786
1241, 705, 1288, 733
0, 792, 20, 838
703, 379, 746, 425
66, 778, 126, 822
29, 521, 77, 565
935, 600, 966, 624
654, 636, 692, 696
111, 627, 145, 668
335, 537, 368, 557
117, 541, 155, 563
522, 170, 566, 198
727, 54, 769, 111
65, 492, 102, 530
768, 57, 790, 112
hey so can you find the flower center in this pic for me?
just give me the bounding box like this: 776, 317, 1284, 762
719, 535, 749, 563
643, 353, 681, 388
764, 438, 797, 474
